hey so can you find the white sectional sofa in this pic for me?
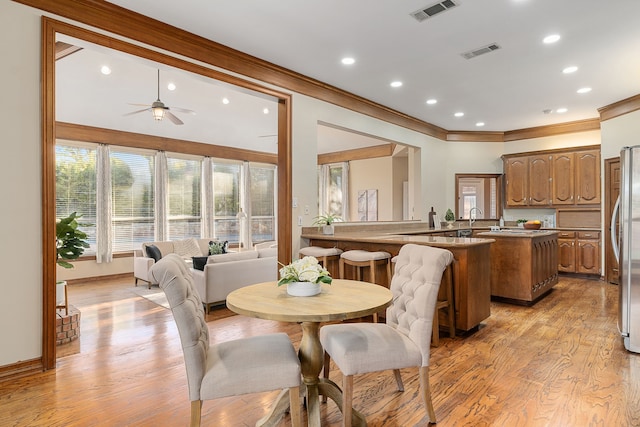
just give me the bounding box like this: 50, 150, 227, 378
134, 238, 211, 288
191, 247, 278, 313
134, 238, 278, 312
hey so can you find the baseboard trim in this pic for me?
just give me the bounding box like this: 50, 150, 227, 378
0, 358, 43, 382
65, 273, 133, 285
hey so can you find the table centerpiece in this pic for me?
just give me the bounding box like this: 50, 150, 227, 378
278, 256, 332, 296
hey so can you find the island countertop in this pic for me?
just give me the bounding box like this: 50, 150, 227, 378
476, 230, 559, 238
301, 229, 494, 332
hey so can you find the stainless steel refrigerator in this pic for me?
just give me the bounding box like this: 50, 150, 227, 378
612, 145, 640, 353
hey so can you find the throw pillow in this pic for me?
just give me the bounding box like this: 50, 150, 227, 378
145, 244, 162, 262
209, 240, 228, 255
192, 256, 208, 271
173, 238, 202, 258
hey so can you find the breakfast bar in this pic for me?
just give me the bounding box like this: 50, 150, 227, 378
301, 228, 494, 332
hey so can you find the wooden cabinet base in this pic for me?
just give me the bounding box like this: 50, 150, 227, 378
479, 231, 559, 305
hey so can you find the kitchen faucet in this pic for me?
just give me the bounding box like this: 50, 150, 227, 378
469, 207, 483, 228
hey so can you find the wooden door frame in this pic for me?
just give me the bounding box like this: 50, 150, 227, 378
604, 157, 620, 284
42, 18, 292, 369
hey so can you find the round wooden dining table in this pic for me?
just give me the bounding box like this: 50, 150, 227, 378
226, 279, 393, 427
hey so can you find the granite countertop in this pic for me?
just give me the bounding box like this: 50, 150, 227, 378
301, 231, 495, 248
476, 229, 558, 238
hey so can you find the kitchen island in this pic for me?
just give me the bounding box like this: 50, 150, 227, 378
301, 229, 494, 332
477, 230, 559, 304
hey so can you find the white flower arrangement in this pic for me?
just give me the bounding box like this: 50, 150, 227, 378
277, 256, 332, 286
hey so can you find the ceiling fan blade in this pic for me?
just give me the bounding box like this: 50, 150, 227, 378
123, 108, 151, 116
128, 103, 152, 107
171, 106, 196, 115
165, 110, 184, 125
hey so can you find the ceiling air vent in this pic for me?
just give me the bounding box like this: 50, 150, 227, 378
411, 0, 458, 22
461, 43, 501, 59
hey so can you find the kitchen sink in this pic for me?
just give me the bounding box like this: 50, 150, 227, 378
456, 229, 473, 238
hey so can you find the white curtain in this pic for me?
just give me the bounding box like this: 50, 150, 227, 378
96, 144, 112, 263
318, 164, 329, 215
201, 157, 214, 238
341, 161, 350, 221
155, 151, 168, 241
240, 161, 252, 249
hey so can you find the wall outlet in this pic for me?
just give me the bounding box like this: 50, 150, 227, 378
298, 216, 303, 226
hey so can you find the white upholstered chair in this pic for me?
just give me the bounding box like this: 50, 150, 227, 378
320, 244, 454, 426
149, 254, 302, 427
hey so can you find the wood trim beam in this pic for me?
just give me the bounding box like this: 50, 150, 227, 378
447, 131, 505, 143
56, 122, 278, 164
14, 0, 448, 140
318, 144, 395, 164
598, 94, 640, 122
42, 17, 57, 370
503, 118, 600, 142
55, 41, 82, 60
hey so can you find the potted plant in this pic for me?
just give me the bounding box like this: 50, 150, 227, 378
312, 212, 341, 235
278, 256, 332, 296
56, 212, 90, 310
444, 208, 456, 229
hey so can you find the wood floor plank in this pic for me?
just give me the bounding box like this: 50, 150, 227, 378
1, 275, 639, 426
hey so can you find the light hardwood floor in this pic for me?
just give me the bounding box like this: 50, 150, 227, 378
2, 275, 639, 426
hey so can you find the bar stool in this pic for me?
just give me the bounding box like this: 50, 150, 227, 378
432, 261, 456, 347
339, 250, 391, 285
299, 246, 343, 267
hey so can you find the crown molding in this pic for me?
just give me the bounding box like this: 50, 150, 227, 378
598, 94, 640, 122
502, 118, 600, 142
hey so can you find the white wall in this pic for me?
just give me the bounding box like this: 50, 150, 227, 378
600, 110, 640, 159
0, 2, 43, 365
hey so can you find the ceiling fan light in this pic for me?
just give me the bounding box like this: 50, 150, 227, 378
152, 107, 165, 121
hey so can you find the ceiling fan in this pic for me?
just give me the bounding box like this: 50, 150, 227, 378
124, 69, 195, 125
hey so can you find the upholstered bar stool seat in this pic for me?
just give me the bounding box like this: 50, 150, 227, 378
298, 246, 343, 267
339, 250, 392, 286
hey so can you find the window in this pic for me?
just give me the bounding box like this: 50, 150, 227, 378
55, 143, 97, 253
249, 164, 276, 243
110, 149, 155, 252
167, 156, 201, 240
212, 161, 241, 243
318, 162, 348, 220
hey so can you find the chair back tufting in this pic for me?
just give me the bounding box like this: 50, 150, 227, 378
385, 244, 454, 366
149, 253, 210, 401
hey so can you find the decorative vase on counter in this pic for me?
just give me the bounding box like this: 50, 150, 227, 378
287, 281, 322, 297
446, 220, 455, 229
322, 224, 334, 235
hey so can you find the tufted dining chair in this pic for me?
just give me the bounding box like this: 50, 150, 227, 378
320, 244, 454, 426
149, 254, 302, 427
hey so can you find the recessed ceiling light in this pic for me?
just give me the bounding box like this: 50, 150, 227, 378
476, 122, 485, 127
100, 65, 111, 75
577, 87, 592, 94
390, 81, 403, 88
454, 112, 464, 117
263, 108, 270, 114
167, 83, 176, 91
543, 34, 561, 44
341, 57, 355, 65
563, 66, 578, 74
426, 99, 437, 105
556, 108, 568, 113
222, 98, 230, 105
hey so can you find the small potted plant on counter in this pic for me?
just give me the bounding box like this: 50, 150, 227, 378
444, 208, 456, 229
312, 212, 341, 235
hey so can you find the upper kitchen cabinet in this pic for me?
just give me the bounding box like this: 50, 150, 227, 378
504, 146, 600, 208
504, 156, 528, 206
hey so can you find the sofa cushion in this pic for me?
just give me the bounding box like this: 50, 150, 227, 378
145, 244, 162, 262
257, 247, 277, 258
173, 238, 203, 258
209, 240, 228, 255
192, 256, 209, 271
207, 251, 259, 264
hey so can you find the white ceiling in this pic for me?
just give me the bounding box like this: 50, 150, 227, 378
58, 0, 640, 153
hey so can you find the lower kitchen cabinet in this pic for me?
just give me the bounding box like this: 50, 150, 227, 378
557, 230, 600, 275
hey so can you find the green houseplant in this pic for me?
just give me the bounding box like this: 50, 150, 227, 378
444, 208, 455, 229
56, 212, 90, 311
312, 213, 341, 235
57, 212, 90, 269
